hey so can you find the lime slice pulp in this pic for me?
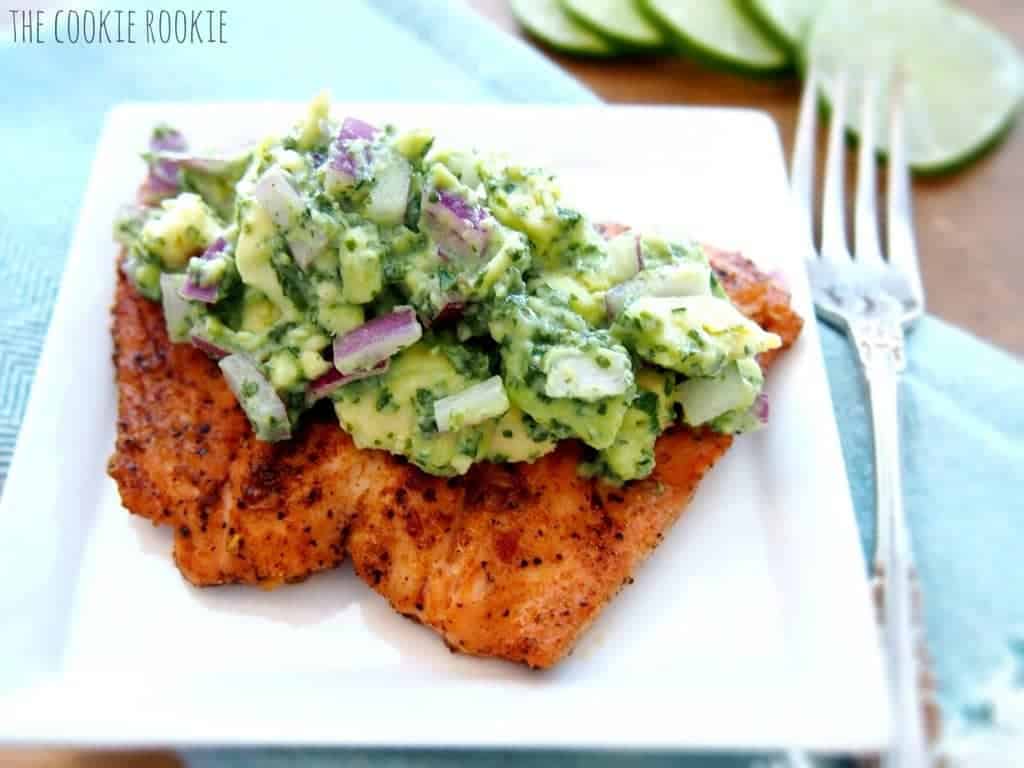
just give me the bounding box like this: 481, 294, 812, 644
805, 0, 1024, 172
560, 0, 665, 51
640, 0, 790, 76
738, 0, 818, 54
511, 0, 617, 57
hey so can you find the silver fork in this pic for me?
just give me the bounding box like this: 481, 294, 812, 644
791, 67, 931, 767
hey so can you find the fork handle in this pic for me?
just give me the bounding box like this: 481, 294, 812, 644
858, 335, 931, 768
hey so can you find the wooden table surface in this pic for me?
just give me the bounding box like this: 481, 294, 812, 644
4, 2, 1021, 767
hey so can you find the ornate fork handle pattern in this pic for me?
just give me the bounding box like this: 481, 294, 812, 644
852, 319, 906, 374
850, 320, 931, 768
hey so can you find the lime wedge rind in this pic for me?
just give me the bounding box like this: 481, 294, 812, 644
511, 0, 620, 57
639, 0, 791, 77
559, 0, 667, 51
734, 0, 796, 56
737, 0, 817, 55
805, 0, 1024, 173
737, 0, 815, 57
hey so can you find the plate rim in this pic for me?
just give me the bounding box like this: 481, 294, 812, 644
0, 101, 887, 752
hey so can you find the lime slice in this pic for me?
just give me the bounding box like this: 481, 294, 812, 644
639, 0, 790, 76
737, 0, 818, 53
511, 0, 618, 57
560, 0, 666, 51
806, 0, 1024, 173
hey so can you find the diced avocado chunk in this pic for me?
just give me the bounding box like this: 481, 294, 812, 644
571, 231, 640, 294
462, 228, 530, 302
529, 271, 605, 325
504, 374, 630, 450
394, 128, 434, 162
677, 357, 763, 427
481, 163, 577, 265
365, 154, 412, 226
480, 406, 556, 463
636, 234, 702, 270
235, 202, 298, 320
333, 337, 494, 476
613, 295, 780, 377
490, 296, 634, 450
240, 290, 281, 334
299, 349, 331, 381
180, 154, 251, 222
318, 302, 365, 336
294, 90, 330, 150
334, 339, 463, 453
709, 401, 764, 434
635, 366, 677, 428
141, 193, 222, 270
426, 162, 462, 193
593, 367, 676, 484
338, 223, 384, 304
268, 350, 302, 390
188, 253, 228, 288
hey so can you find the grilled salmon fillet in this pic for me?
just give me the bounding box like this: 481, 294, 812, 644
109, 272, 360, 586
109, 233, 802, 666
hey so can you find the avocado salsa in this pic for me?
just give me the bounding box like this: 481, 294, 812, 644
115, 95, 781, 484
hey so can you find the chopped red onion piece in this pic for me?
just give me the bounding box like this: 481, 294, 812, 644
434, 376, 510, 433
307, 359, 389, 403
180, 279, 219, 304
754, 392, 770, 424
333, 307, 423, 375
326, 118, 377, 192
219, 355, 291, 442
151, 157, 180, 187
325, 155, 358, 189
604, 284, 628, 318
201, 237, 227, 259
438, 190, 487, 226
594, 222, 630, 240
180, 237, 228, 304
180, 153, 243, 175
181, 156, 233, 174
252, 169, 325, 269
148, 147, 252, 176
287, 230, 327, 270
338, 117, 377, 142
366, 157, 411, 225
151, 128, 186, 153
605, 262, 712, 318
139, 168, 179, 205
142, 129, 187, 204
421, 189, 491, 263
251, 167, 303, 229
137, 174, 175, 205
635, 235, 645, 271
159, 273, 191, 343
430, 299, 465, 327
189, 330, 230, 360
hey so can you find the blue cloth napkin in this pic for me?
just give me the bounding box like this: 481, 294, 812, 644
1, 0, 1022, 765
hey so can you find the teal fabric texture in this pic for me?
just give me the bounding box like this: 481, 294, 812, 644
1, 0, 1021, 765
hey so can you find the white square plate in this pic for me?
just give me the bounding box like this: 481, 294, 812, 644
0, 103, 887, 753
